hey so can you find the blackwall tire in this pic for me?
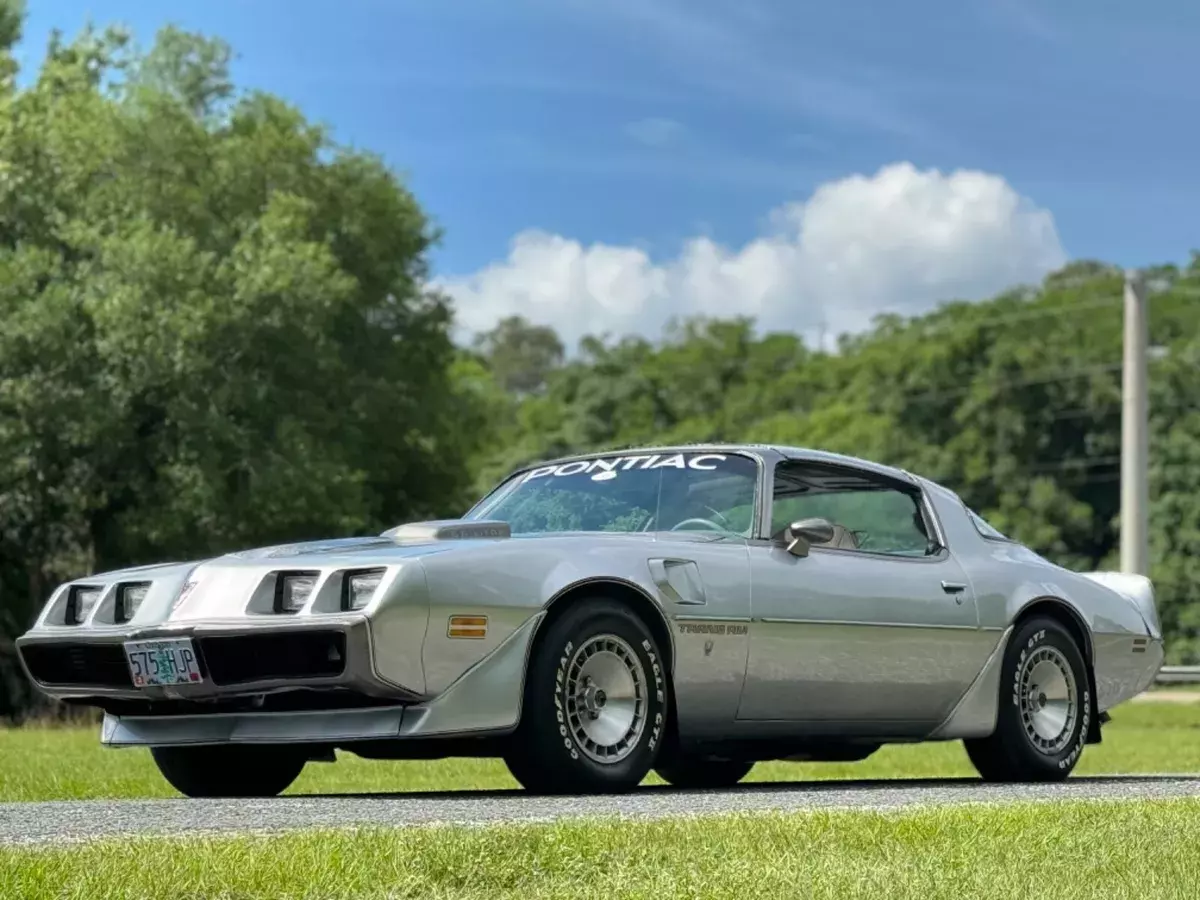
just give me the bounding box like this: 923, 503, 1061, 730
964, 616, 1091, 783
504, 598, 668, 794
151, 745, 307, 798
655, 755, 754, 789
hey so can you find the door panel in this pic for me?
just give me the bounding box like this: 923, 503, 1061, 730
657, 540, 753, 740
737, 545, 994, 725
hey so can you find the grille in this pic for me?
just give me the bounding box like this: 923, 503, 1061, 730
20, 643, 133, 689
197, 631, 346, 686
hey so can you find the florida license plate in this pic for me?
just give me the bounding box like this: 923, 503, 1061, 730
124, 638, 203, 687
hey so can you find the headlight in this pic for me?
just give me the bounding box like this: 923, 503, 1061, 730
274, 572, 318, 614
65, 586, 103, 625
342, 569, 385, 611
115, 583, 150, 623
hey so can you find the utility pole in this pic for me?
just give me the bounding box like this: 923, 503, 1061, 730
1120, 269, 1149, 575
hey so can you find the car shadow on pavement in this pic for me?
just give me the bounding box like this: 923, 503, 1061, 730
290, 773, 1198, 802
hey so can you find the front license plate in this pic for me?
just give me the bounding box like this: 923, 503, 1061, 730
124, 639, 203, 687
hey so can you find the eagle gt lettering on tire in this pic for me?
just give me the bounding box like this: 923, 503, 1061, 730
965, 615, 1091, 782
505, 597, 668, 793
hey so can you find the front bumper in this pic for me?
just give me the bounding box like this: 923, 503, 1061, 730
101, 705, 409, 746
15, 616, 417, 705
31, 612, 545, 748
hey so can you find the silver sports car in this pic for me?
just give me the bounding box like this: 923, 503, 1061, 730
17, 444, 1162, 796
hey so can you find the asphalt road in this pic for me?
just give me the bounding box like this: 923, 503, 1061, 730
3, 776, 1200, 846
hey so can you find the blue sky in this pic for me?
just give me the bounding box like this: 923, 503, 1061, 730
20, 0, 1200, 343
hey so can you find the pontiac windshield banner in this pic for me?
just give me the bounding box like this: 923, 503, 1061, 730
522, 453, 735, 483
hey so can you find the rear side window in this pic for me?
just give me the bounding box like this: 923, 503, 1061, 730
966, 507, 1010, 542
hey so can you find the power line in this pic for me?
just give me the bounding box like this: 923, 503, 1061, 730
891, 361, 1124, 407
1024, 455, 1121, 474
841, 294, 1124, 347
914, 294, 1124, 336
868, 280, 1196, 345
828, 281, 1194, 369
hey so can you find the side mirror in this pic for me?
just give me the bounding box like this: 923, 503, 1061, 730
781, 517, 835, 557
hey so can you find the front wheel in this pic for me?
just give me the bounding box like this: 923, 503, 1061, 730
964, 616, 1091, 782
151, 745, 307, 798
504, 598, 669, 794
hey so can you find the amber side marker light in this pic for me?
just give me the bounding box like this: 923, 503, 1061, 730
447, 615, 488, 639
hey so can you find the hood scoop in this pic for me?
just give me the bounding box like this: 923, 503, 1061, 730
381, 519, 511, 542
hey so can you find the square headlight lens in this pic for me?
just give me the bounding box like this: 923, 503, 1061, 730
115, 583, 150, 623
275, 572, 318, 614
343, 569, 385, 611
65, 586, 103, 625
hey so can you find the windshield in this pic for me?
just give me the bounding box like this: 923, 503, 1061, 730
467, 452, 759, 537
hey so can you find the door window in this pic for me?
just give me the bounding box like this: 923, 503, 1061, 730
771, 462, 936, 557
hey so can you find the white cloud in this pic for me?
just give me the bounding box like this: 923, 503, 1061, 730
624, 117, 686, 147
439, 162, 1067, 350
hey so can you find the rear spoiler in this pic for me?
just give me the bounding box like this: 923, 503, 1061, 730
1079, 571, 1160, 638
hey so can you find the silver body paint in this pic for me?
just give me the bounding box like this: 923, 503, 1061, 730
16, 444, 1163, 756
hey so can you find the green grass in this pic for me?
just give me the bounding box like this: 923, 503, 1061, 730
4, 799, 1200, 899
3, 701, 1199, 802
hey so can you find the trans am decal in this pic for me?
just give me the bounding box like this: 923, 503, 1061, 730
523, 453, 731, 483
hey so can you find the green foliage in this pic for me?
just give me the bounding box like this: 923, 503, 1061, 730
472, 315, 564, 395
0, 22, 485, 715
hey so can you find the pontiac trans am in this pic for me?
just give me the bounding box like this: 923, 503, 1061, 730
17, 445, 1163, 796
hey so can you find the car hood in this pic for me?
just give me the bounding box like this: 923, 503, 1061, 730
222, 536, 400, 561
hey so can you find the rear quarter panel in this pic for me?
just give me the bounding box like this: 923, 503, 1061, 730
921, 479, 1159, 710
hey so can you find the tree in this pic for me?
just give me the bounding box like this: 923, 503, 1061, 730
0, 21, 482, 717
472, 315, 564, 395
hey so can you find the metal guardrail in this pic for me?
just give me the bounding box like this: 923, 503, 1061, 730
1155, 665, 1200, 684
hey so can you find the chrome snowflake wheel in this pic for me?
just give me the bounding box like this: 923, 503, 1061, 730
564, 633, 648, 764
1018, 644, 1078, 755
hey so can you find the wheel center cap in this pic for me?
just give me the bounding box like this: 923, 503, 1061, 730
579, 683, 605, 713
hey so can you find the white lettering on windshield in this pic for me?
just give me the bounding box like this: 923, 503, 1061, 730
553, 461, 590, 476
650, 454, 686, 469
522, 453, 732, 483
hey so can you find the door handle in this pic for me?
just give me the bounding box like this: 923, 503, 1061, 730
940, 581, 967, 594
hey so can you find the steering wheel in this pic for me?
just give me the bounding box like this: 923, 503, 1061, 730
670, 517, 726, 533
703, 505, 732, 527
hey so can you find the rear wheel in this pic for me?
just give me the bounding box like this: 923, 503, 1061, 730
655, 754, 754, 789
965, 616, 1091, 782
504, 598, 668, 794
151, 745, 307, 798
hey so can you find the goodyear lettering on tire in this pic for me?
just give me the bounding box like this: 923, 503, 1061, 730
1060, 688, 1091, 770
644, 638, 665, 752
555, 641, 579, 760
